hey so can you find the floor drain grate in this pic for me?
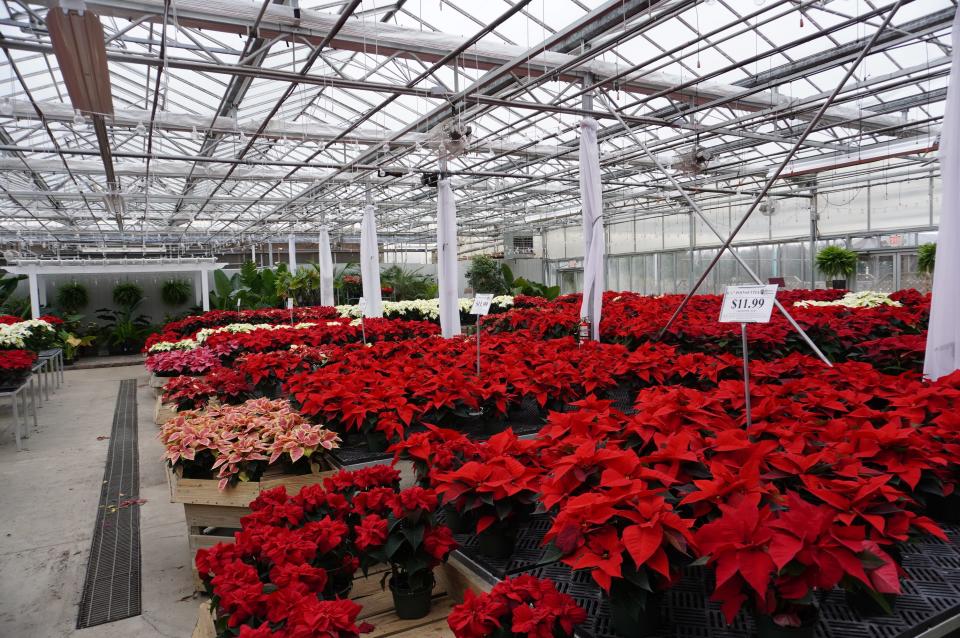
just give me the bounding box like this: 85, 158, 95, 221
76, 379, 142, 629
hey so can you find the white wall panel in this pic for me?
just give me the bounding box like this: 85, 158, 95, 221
870, 180, 932, 230
818, 187, 868, 234
607, 220, 635, 254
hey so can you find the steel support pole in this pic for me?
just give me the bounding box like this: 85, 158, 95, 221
741, 323, 752, 427
656, 0, 904, 339
599, 93, 833, 366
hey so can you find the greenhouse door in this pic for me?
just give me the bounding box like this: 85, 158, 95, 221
855, 251, 926, 292
559, 269, 583, 295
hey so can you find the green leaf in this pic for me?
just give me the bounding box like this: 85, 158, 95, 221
402, 524, 424, 550
385, 533, 405, 560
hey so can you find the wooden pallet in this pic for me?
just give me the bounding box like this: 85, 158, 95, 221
191, 560, 483, 638
168, 462, 336, 589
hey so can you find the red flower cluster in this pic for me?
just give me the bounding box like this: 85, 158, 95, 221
147, 307, 340, 345
447, 575, 587, 638
0, 349, 37, 372
196, 467, 453, 635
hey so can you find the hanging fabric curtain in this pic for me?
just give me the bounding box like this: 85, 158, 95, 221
360, 204, 383, 318
286, 234, 297, 309
579, 117, 604, 340
437, 178, 462, 338
318, 226, 335, 307
924, 10, 960, 380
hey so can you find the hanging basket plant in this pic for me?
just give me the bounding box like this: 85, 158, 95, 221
55, 281, 89, 314
112, 282, 144, 310
160, 279, 192, 306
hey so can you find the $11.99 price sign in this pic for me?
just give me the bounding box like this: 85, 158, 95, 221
719, 284, 778, 323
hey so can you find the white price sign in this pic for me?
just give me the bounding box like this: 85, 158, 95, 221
719, 284, 778, 323
470, 293, 494, 316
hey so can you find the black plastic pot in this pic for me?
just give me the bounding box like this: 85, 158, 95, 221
442, 505, 474, 534
477, 522, 517, 559
0, 370, 30, 390
364, 430, 389, 453
390, 575, 434, 619
608, 583, 660, 638
925, 492, 960, 523
754, 612, 818, 638
480, 418, 506, 435
830, 279, 848, 290
845, 587, 897, 616
323, 563, 355, 600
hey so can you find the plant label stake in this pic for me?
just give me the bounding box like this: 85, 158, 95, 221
470, 294, 494, 376
719, 284, 778, 427
359, 297, 368, 345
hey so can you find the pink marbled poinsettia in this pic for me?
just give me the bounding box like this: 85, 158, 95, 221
158, 398, 340, 489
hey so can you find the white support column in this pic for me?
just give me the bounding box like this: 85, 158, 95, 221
194, 271, 203, 306
27, 272, 40, 319
200, 271, 210, 311
250, 244, 256, 264
37, 276, 47, 308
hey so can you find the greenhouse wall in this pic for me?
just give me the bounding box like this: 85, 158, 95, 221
543, 171, 939, 295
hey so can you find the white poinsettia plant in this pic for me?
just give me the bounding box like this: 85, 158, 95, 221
0, 319, 59, 351
336, 296, 514, 321
794, 290, 902, 309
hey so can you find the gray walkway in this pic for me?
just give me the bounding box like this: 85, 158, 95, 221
0, 365, 198, 638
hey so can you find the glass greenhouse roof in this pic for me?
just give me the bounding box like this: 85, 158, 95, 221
0, 0, 951, 256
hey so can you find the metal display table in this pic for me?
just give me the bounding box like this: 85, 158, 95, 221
450, 516, 960, 638
37, 348, 63, 399
0, 377, 38, 451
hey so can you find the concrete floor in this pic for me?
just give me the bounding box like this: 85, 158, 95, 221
0, 365, 199, 638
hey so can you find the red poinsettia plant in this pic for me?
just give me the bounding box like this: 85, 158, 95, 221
432, 435, 542, 540
543, 476, 696, 627
161, 375, 216, 410
362, 486, 458, 594
695, 492, 901, 628
447, 575, 587, 638
0, 349, 37, 372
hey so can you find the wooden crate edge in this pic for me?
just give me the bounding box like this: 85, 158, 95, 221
192, 602, 216, 638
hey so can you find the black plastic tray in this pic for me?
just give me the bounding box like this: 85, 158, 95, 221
452, 516, 960, 638
330, 396, 547, 468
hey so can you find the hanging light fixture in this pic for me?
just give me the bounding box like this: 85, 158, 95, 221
134, 120, 147, 136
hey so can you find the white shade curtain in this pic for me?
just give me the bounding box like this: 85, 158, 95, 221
318, 226, 335, 307
286, 234, 297, 309
924, 10, 960, 381
579, 117, 604, 340
360, 204, 383, 318
437, 178, 461, 338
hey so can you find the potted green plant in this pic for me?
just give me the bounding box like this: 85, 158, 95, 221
465, 255, 508, 294
918, 243, 936, 276
160, 279, 192, 307
55, 281, 89, 314
815, 246, 858, 289
97, 300, 151, 355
